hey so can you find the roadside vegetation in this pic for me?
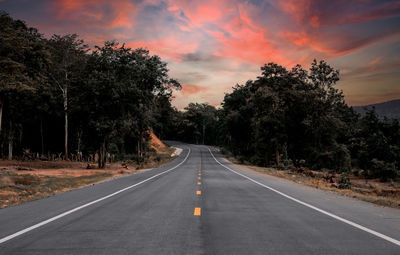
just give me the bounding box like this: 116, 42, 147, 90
0, 12, 179, 208
165, 62, 400, 183
0, 142, 175, 208
229, 157, 400, 208
0, 12, 180, 168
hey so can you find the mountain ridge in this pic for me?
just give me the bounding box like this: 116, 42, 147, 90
352, 99, 400, 119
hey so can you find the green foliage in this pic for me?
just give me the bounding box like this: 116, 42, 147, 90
0, 13, 180, 168
338, 175, 351, 189
171, 103, 220, 145
205, 60, 398, 180
1, 12, 399, 180
348, 109, 400, 179
219, 60, 353, 170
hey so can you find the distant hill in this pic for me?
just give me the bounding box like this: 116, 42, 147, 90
352, 99, 400, 119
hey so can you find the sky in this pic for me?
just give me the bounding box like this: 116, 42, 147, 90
1, 0, 400, 108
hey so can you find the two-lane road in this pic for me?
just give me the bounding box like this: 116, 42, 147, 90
1, 143, 400, 254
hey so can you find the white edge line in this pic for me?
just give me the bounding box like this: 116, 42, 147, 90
207, 147, 400, 247
0, 147, 191, 244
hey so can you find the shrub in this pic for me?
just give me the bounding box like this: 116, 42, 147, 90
370, 159, 398, 181
338, 175, 351, 189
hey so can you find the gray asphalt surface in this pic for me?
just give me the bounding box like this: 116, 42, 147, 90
0, 142, 400, 254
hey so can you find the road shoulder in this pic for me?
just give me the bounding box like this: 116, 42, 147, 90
215, 153, 400, 242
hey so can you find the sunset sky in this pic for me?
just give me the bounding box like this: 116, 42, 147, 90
1, 0, 399, 108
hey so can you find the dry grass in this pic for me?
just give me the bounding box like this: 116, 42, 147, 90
226, 156, 400, 209
0, 171, 113, 208
0, 146, 177, 209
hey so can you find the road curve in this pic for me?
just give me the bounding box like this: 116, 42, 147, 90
0, 143, 399, 254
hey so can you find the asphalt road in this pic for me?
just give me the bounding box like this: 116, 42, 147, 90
1, 142, 400, 254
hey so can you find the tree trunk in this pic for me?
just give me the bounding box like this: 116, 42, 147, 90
98, 139, 106, 169
275, 137, 280, 166
137, 139, 140, 159
98, 146, 103, 169
0, 95, 3, 136
103, 141, 107, 167
137, 133, 142, 159
40, 118, 44, 156
8, 139, 12, 160
8, 121, 13, 160
202, 119, 205, 144
63, 84, 68, 160
77, 129, 82, 161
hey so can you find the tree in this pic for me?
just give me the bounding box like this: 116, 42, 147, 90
0, 11, 49, 159
179, 103, 218, 145
220, 60, 354, 170
46, 34, 88, 160
78, 41, 180, 168
222, 82, 253, 159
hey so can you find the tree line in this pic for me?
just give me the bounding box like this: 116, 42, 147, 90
2, 12, 399, 180
0, 12, 180, 167
163, 62, 400, 181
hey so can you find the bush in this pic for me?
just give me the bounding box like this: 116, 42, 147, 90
370, 159, 398, 181
310, 144, 351, 172
338, 175, 351, 189
333, 144, 351, 173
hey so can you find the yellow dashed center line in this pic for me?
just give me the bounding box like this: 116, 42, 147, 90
194, 207, 201, 216
194, 153, 202, 217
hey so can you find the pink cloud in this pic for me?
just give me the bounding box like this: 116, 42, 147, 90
166, 0, 236, 28
181, 84, 208, 95
51, 0, 136, 29
126, 37, 198, 60
369, 56, 384, 66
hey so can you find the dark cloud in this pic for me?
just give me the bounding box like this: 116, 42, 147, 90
180, 52, 221, 62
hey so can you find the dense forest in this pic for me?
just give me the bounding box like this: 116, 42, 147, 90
164, 62, 400, 180
0, 12, 180, 168
1, 12, 399, 180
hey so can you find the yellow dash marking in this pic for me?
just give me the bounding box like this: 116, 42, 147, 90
194, 207, 201, 216
198, 182, 201, 185
196, 190, 201, 195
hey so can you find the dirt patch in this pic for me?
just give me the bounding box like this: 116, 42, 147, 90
0, 146, 177, 209
148, 131, 167, 150
226, 157, 400, 209
0, 160, 87, 170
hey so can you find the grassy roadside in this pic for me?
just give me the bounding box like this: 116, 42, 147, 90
223, 154, 400, 209
0, 146, 176, 209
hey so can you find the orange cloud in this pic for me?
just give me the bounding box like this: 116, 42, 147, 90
210, 3, 290, 66
369, 56, 384, 66
126, 37, 198, 60
181, 84, 208, 95
52, 0, 136, 29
